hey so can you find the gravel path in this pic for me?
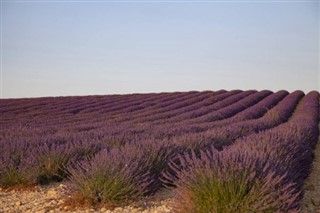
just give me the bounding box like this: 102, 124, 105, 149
300, 122, 320, 213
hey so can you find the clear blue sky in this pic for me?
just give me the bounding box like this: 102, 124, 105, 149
1, 1, 319, 98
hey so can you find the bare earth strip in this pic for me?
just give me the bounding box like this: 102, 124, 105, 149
301, 120, 320, 213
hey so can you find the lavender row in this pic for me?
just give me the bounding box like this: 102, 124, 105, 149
190, 90, 272, 123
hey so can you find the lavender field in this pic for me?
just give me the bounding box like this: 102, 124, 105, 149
0, 90, 319, 212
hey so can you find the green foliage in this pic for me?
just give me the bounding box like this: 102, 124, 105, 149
36, 153, 70, 184
183, 170, 272, 213
0, 149, 36, 188
67, 146, 152, 206
0, 167, 29, 188
74, 170, 138, 205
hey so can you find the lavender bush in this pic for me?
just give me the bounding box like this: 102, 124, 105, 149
0, 141, 37, 187
34, 142, 77, 184
65, 143, 154, 205
164, 148, 299, 213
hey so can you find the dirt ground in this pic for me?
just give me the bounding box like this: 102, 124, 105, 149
300, 121, 320, 213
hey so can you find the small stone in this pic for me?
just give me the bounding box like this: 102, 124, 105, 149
305, 184, 315, 191
100, 207, 107, 211
15, 201, 22, 206
47, 189, 57, 196
130, 209, 139, 213
106, 210, 111, 213
311, 198, 320, 207
114, 207, 123, 212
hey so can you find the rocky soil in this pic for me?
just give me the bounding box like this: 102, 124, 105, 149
300, 122, 320, 213
0, 183, 172, 213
